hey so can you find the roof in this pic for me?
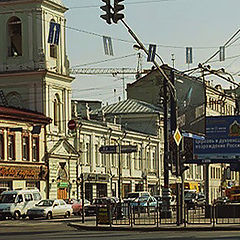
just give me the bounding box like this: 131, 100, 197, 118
91, 99, 162, 116
0, 106, 51, 124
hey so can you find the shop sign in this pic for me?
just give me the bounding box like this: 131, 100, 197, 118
57, 182, 69, 188
87, 174, 97, 181
97, 206, 110, 225
0, 165, 47, 180
97, 174, 109, 182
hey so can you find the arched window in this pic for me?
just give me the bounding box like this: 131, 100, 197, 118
53, 94, 61, 128
49, 19, 58, 59
8, 16, 22, 57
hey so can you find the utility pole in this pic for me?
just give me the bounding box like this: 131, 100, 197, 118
118, 142, 121, 200
100, 0, 176, 218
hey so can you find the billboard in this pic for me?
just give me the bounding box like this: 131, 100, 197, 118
175, 72, 206, 136
192, 116, 240, 163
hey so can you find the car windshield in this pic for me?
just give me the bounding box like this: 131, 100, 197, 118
185, 192, 196, 199
36, 200, 54, 207
0, 194, 17, 203
126, 193, 139, 199
136, 197, 148, 202
93, 199, 109, 205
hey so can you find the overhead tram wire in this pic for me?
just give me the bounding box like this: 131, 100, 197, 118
3, 4, 240, 53
68, 0, 177, 9
71, 53, 137, 68
188, 28, 240, 76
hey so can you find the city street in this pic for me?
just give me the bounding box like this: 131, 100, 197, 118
1, 218, 240, 240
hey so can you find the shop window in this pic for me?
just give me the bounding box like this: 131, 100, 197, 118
26, 181, 40, 192
0, 133, 4, 160
7, 134, 15, 160
8, 16, 22, 57
32, 137, 39, 162
22, 135, 29, 161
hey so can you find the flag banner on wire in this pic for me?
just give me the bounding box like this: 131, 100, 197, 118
219, 46, 225, 61
147, 44, 157, 62
48, 22, 61, 45
103, 36, 114, 56
186, 47, 193, 64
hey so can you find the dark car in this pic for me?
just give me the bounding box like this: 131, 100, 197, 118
85, 197, 117, 216
185, 191, 206, 209
214, 196, 230, 205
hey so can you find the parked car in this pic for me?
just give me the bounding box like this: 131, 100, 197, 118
72, 199, 91, 215
130, 196, 158, 212
0, 189, 42, 220
184, 191, 206, 209
63, 198, 77, 205
27, 199, 73, 220
214, 196, 230, 205
85, 197, 117, 216
123, 192, 151, 203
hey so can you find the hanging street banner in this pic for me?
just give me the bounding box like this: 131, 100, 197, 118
191, 116, 240, 164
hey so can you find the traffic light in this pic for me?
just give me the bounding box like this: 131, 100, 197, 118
113, 0, 125, 23
100, 0, 112, 24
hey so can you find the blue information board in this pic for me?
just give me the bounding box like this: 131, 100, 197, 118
192, 116, 240, 163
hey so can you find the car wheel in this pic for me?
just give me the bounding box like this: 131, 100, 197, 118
64, 211, 70, 218
46, 212, 52, 220
29, 216, 34, 220
14, 211, 21, 220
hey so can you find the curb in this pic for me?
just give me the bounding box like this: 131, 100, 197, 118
68, 223, 240, 232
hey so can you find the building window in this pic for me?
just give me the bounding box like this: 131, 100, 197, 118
8, 134, 15, 160
22, 135, 29, 161
95, 144, 99, 166
53, 94, 61, 129
126, 153, 131, 169
32, 137, 39, 162
50, 44, 57, 58
86, 143, 90, 165
8, 16, 22, 57
0, 133, 4, 160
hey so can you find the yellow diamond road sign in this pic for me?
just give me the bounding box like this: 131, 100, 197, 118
174, 128, 182, 146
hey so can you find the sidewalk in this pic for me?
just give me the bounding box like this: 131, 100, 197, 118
68, 220, 240, 232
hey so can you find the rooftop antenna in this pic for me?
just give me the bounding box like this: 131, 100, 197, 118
136, 52, 143, 79
171, 54, 175, 68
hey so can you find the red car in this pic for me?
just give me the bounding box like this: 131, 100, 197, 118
72, 199, 90, 216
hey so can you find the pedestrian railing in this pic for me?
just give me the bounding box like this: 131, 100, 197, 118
95, 202, 240, 228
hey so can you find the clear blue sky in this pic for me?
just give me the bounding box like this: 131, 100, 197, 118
62, 0, 240, 105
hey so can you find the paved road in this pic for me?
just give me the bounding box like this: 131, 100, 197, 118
1, 218, 240, 240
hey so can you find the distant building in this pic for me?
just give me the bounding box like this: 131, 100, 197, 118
126, 65, 238, 203
72, 98, 164, 199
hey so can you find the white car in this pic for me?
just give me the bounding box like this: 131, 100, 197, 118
27, 199, 73, 220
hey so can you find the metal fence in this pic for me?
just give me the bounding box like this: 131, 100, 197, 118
95, 203, 240, 228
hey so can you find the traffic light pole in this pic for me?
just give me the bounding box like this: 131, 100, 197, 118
118, 143, 121, 200
118, 19, 176, 218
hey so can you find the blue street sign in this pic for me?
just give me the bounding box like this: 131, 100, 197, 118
147, 44, 157, 62
193, 116, 240, 163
